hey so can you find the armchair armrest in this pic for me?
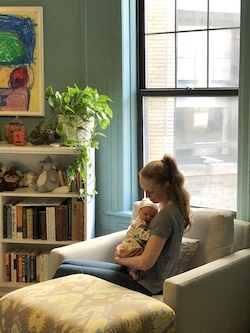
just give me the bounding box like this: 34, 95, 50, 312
163, 249, 250, 333
49, 230, 126, 279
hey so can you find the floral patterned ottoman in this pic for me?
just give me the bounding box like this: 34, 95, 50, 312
0, 274, 175, 333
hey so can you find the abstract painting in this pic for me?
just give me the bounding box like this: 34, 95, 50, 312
0, 7, 44, 116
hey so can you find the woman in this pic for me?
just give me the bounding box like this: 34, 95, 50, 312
53, 154, 192, 296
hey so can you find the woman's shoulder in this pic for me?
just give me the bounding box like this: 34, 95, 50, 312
160, 204, 182, 216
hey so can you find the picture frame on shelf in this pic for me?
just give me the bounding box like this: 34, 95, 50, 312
0, 6, 44, 116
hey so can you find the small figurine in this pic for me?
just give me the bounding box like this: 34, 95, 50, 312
29, 121, 56, 145
4, 117, 26, 144
1, 167, 23, 191
37, 156, 60, 193
23, 170, 38, 191
13, 131, 26, 146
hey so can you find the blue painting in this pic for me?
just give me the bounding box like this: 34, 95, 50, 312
0, 7, 44, 116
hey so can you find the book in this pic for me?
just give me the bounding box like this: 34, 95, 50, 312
36, 251, 49, 282
10, 250, 18, 282
55, 205, 63, 241
75, 200, 84, 241
45, 207, 51, 241
11, 205, 17, 239
16, 206, 23, 239
22, 206, 27, 239
71, 197, 77, 241
4, 200, 19, 239
4, 201, 17, 238
39, 209, 47, 240
45, 206, 56, 241
32, 207, 39, 239
50, 206, 56, 241
3, 205, 8, 238
67, 198, 72, 240
61, 203, 69, 241
17, 252, 23, 282
28, 249, 40, 283
57, 169, 65, 186
26, 208, 33, 239
4, 252, 11, 282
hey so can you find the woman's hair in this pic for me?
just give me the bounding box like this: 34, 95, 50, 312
139, 153, 192, 230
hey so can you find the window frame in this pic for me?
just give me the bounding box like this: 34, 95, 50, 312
136, 0, 239, 205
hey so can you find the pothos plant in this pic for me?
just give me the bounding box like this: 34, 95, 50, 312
33, 84, 113, 201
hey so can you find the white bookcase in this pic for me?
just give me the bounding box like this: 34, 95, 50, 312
0, 142, 95, 296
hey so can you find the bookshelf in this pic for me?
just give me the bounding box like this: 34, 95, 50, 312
0, 142, 95, 296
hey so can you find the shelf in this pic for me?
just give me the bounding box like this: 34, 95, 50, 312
0, 141, 74, 155
0, 144, 95, 296
1, 187, 78, 197
1, 238, 77, 245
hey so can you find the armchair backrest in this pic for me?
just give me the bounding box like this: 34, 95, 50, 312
185, 207, 235, 268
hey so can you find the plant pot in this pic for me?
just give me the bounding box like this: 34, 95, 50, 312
58, 115, 94, 146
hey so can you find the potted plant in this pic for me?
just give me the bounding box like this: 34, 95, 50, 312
43, 84, 113, 200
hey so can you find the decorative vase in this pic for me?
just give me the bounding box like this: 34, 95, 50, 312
58, 115, 94, 146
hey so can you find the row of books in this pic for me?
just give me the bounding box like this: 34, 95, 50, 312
58, 169, 84, 193
3, 250, 50, 283
3, 197, 85, 241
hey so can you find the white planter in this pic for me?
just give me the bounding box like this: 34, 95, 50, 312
58, 115, 94, 146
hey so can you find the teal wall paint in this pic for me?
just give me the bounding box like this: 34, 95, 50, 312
83, 0, 138, 235
0, 0, 137, 234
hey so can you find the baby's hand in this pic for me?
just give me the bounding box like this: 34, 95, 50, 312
115, 244, 143, 258
125, 248, 143, 257
115, 244, 128, 258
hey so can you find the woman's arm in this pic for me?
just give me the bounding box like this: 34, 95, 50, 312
115, 235, 166, 271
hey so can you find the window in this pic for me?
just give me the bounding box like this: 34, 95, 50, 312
138, 0, 240, 211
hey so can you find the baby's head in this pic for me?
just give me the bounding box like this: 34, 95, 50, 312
139, 198, 158, 223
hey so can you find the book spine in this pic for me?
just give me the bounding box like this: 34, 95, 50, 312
4, 252, 11, 282
22, 207, 27, 239
33, 207, 39, 239
46, 207, 51, 241
75, 200, 84, 241
55, 205, 63, 241
26, 208, 33, 239
11, 251, 17, 282
3, 205, 7, 238
11, 206, 17, 239
17, 253, 23, 282
57, 169, 65, 186
61, 204, 69, 241
50, 206, 56, 241
6, 205, 12, 238
71, 197, 77, 240
16, 206, 23, 239
67, 198, 72, 240
39, 209, 47, 240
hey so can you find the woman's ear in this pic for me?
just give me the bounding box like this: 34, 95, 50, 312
164, 181, 170, 190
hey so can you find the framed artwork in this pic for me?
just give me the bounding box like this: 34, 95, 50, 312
0, 6, 44, 116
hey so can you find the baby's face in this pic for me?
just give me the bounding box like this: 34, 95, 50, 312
139, 206, 157, 223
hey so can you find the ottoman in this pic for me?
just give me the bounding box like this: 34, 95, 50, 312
0, 274, 175, 333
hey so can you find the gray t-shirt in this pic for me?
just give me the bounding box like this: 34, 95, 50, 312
137, 204, 184, 294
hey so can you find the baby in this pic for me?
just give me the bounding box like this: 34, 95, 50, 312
117, 198, 158, 279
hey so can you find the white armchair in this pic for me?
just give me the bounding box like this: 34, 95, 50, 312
50, 202, 250, 333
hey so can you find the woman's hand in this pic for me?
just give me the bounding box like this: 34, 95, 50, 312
116, 235, 166, 271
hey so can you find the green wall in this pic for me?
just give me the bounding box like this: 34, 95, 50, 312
0, 0, 137, 235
